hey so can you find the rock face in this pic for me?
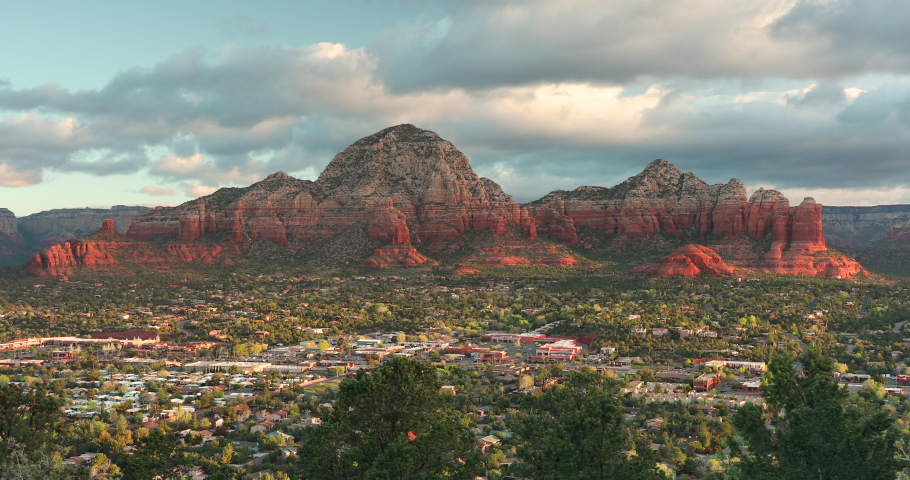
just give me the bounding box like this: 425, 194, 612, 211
822, 205, 910, 246
127, 124, 525, 267
0, 208, 27, 265
0, 208, 18, 239
631, 245, 736, 276
25, 219, 121, 277
22, 126, 864, 278
529, 160, 862, 277
23, 218, 234, 277
884, 220, 910, 242
18, 206, 150, 244
0, 206, 150, 266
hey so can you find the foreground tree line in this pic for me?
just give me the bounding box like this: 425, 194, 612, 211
0, 352, 908, 479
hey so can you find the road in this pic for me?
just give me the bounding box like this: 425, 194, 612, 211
861, 290, 871, 315
784, 332, 809, 373
176, 320, 195, 339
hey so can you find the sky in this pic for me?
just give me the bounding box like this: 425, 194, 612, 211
3, 0, 910, 216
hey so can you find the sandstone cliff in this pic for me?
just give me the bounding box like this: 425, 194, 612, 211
822, 205, 910, 246
631, 245, 736, 276
530, 160, 862, 277
127, 124, 525, 267
22, 126, 865, 278
18, 205, 150, 247
24, 218, 234, 277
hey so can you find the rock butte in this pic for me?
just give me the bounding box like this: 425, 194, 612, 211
631, 245, 736, 277
528, 160, 862, 277
23, 124, 862, 278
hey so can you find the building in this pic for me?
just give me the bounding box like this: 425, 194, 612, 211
90, 329, 160, 346
694, 372, 722, 392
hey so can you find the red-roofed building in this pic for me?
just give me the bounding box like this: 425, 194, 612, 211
90, 330, 160, 346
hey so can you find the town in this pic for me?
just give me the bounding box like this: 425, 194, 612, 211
1, 268, 909, 478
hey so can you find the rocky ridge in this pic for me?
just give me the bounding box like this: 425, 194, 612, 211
528, 160, 861, 277
18, 205, 149, 247
23, 125, 864, 278
631, 245, 736, 276
24, 218, 235, 277
0, 206, 150, 266
125, 124, 530, 268
0, 208, 26, 264
822, 205, 910, 247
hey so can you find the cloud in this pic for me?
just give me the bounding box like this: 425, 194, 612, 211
369, 0, 910, 93
183, 182, 218, 197
150, 152, 268, 184
59, 149, 148, 176
4, 3, 910, 212
783, 82, 847, 108
140, 186, 176, 196
0, 164, 42, 187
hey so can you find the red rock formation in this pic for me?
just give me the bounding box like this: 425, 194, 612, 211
454, 264, 481, 275
25, 242, 118, 277
127, 125, 530, 267
361, 246, 429, 267
101, 218, 116, 235
631, 245, 736, 276
22, 128, 863, 278
529, 160, 863, 278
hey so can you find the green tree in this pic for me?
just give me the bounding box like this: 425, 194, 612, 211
297, 357, 483, 479
0, 382, 65, 468
119, 428, 190, 480
509, 368, 663, 480
732, 348, 904, 480
518, 375, 535, 389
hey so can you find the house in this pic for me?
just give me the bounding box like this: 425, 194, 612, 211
645, 418, 665, 429
251, 420, 276, 433
281, 446, 298, 459
266, 430, 296, 443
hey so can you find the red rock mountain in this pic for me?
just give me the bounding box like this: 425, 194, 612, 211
631, 245, 736, 276
124, 124, 530, 267
23, 126, 862, 278
528, 160, 862, 277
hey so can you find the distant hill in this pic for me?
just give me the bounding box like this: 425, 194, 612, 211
0, 206, 149, 266
823, 205, 910, 247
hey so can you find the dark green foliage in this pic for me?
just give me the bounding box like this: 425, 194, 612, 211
119, 428, 190, 480
732, 348, 905, 480
0, 382, 65, 467
297, 357, 483, 479
509, 368, 664, 480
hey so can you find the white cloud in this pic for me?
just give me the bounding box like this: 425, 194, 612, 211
183, 182, 218, 197
139, 185, 176, 196
748, 184, 910, 207
0, 163, 41, 186
844, 87, 867, 100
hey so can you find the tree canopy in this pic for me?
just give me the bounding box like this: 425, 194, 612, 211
509, 368, 664, 480
732, 348, 905, 480
297, 357, 483, 479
